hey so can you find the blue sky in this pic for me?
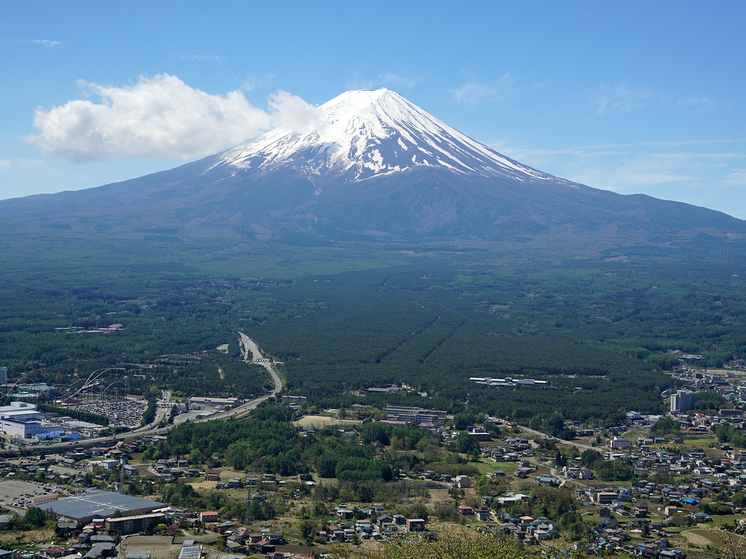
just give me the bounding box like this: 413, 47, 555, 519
2, 1, 746, 217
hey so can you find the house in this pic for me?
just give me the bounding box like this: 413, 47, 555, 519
407, 519, 426, 532
335, 505, 354, 519
200, 511, 219, 523
594, 491, 618, 504
228, 527, 251, 544
455, 475, 472, 488
534, 475, 556, 486
376, 514, 394, 527
475, 508, 492, 521
457, 506, 474, 516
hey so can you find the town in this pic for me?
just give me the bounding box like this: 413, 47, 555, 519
0, 361, 744, 559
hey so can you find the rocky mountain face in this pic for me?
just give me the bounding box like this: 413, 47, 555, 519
2, 88, 744, 246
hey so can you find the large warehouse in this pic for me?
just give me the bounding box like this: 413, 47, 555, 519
0, 402, 47, 439
45, 489, 165, 524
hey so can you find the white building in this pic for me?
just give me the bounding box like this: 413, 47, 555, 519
610, 436, 632, 449
0, 402, 47, 439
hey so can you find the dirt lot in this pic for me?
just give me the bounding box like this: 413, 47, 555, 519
121, 535, 178, 559
190, 480, 219, 490
294, 415, 362, 428
0, 527, 54, 545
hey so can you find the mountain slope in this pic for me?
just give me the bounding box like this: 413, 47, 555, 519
211, 88, 570, 188
1, 88, 744, 246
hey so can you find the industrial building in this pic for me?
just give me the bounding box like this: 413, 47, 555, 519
45, 489, 165, 524
383, 405, 447, 425
0, 401, 48, 439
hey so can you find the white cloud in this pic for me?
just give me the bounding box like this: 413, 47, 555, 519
32, 39, 63, 48
2, 37, 63, 47
242, 74, 275, 92
345, 71, 424, 92
450, 73, 516, 105
267, 91, 323, 133
177, 54, 226, 62
677, 96, 714, 106
592, 82, 654, 115
0, 159, 11, 169
725, 169, 746, 186
25, 74, 320, 162
379, 72, 424, 89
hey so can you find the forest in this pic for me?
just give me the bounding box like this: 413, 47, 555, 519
1, 235, 745, 425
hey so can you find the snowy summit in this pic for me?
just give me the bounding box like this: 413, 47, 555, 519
211, 88, 563, 189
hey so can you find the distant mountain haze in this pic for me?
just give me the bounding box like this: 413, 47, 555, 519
2, 88, 744, 246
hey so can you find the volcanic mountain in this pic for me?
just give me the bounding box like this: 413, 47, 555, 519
2, 88, 744, 245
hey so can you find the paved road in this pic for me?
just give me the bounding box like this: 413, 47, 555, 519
209, 332, 282, 420
519, 425, 597, 452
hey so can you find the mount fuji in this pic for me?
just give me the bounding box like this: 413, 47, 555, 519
213, 88, 565, 188
2, 88, 744, 246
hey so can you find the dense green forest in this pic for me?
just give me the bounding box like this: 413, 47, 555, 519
1, 237, 745, 424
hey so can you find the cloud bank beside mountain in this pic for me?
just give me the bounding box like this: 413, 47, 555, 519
25, 74, 320, 162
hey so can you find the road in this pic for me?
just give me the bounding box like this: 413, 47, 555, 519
519, 425, 597, 452
208, 332, 282, 420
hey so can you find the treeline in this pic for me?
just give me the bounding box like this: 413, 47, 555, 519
716, 425, 746, 448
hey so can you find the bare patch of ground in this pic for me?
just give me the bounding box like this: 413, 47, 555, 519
294, 415, 362, 428
121, 535, 177, 559
0, 527, 54, 544
189, 480, 218, 490
681, 529, 725, 547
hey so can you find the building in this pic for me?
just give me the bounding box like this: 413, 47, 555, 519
0, 401, 49, 439
383, 405, 446, 425
45, 489, 164, 524
106, 512, 166, 535
610, 436, 632, 449
670, 390, 695, 413
407, 519, 426, 532
594, 492, 618, 504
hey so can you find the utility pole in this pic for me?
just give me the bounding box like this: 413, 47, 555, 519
245, 487, 251, 524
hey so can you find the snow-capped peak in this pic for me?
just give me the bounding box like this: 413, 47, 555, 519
210, 88, 560, 186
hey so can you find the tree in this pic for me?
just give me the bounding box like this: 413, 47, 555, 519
24, 507, 49, 529
579, 449, 602, 468
452, 432, 480, 454
300, 520, 316, 545
453, 412, 476, 430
